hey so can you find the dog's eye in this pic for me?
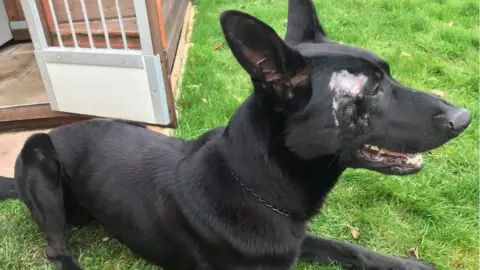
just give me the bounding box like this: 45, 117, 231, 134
371, 83, 380, 96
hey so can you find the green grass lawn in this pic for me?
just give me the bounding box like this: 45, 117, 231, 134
1, 0, 478, 269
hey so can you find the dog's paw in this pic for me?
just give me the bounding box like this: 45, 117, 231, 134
55, 255, 83, 270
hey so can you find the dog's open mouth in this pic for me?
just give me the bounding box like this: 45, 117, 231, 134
359, 144, 424, 174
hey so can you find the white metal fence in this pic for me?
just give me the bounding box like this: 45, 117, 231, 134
20, 0, 171, 125
47, 0, 128, 50
23, 0, 156, 54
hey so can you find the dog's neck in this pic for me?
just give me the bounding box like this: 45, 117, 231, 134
221, 95, 345, 221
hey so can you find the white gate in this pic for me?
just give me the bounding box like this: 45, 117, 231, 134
0, 0, 13, 46
21, 0, 172, 125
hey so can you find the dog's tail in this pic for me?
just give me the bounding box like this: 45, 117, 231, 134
0, 176, 17, 200
0, 132, 59, 201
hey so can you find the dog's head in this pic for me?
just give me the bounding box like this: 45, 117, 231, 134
220, 0, 471, 175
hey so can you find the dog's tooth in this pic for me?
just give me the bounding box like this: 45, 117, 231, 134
416, 155, 424, 164
379, 149, 385, 154
406, 154, 423, 165
370, 145, 380, 151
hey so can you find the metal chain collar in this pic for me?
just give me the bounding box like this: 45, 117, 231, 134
230, 171, 291, 217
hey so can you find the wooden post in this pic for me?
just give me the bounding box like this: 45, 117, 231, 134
145, 0, 177, 127
35, 0, 53, 46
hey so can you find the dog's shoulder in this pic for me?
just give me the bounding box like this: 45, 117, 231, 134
50, 119, 143, 133
47, 119, 157, 147
111, 119, 148, 128
86, 118, 148, 128
185, 126, 225, 154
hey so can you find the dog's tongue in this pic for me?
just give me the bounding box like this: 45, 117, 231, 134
381, 148, 410, 159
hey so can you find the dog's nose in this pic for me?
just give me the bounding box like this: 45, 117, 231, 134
446, 108, 471, 133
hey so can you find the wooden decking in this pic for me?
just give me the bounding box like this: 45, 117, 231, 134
0, 41, 47, 107
0, 41, 91, 131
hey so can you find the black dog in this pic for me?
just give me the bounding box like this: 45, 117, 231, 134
0, 1, 471, 269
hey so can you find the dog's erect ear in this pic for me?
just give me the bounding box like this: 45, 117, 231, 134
285, 0, 327, 45
220, 11, 306, 92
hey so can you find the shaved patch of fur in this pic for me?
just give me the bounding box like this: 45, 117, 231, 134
329, 70, 368, 126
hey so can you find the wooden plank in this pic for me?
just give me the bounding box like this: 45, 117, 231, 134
0, 114, 91, 131
35, 0, 51, 45
40, 0, 55, 36
161, 0, 175, 26
146, 0, 164, 56
155, 0, 167, 48
163, 0, 186, 40
11, 29, 30, 40
165, 0, 188, 72
170, 1, 193, 99
13, 0, 25, 20
4, 0, 20, 21
0, 44, 47, 107
146, 0, 176, 127
0, 41, 31, 54
0, 104, 87, 122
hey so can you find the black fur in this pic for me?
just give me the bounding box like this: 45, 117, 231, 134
0, 1, 471, 269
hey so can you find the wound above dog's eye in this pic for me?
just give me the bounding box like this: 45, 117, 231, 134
329, 70, 368, 98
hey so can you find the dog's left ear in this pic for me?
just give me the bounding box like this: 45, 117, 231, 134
220, 11, 307, 102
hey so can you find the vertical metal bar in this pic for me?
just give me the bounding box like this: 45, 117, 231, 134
97, 0, 111, 49
63, 0, 78, 48
114, 0, 128, 50
47, 0, 63, 47
145, 55, 171, 124
80, 0, 95, 49
133, 0, 154, 54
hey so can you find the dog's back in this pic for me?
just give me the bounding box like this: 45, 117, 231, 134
49, 119, 185, 176
48, 119, 189, 199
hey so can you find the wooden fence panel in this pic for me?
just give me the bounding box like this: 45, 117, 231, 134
4, 0, 23, 21
162, 0, 188, 72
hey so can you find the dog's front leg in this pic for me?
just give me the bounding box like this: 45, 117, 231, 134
299, 233, 435, 270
